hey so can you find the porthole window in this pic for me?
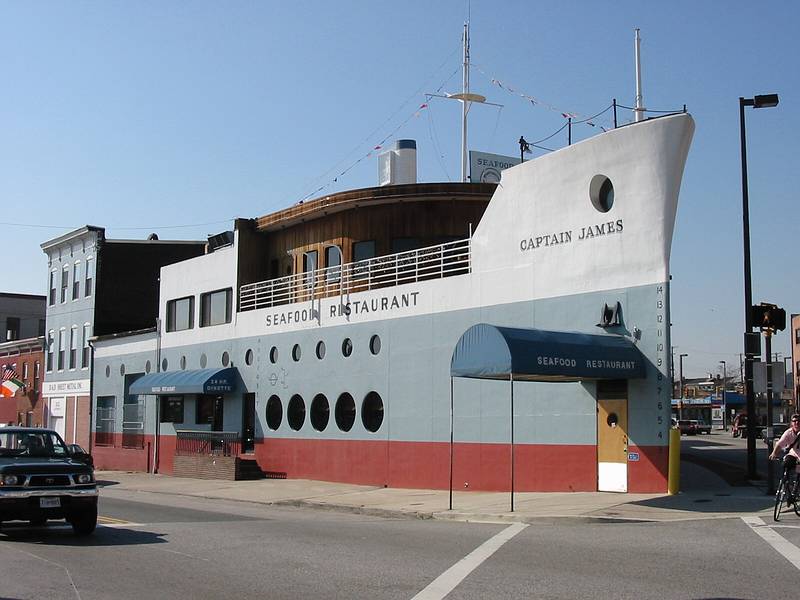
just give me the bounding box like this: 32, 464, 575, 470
145, 360, 151, 374
266, 395, 282, 430
270, 346, 278, 364
180, 356, 187, 370
105, 365, 110, 378
287, 394, 306, 431
292, 344, 301, 362
119, 364, 125, 376
335, 392, 356, 432
161, 358, 168, 372
341, 338, 353, 357
222, 351, 230, 366
589, 174, 614, 213
310, 394, 329, 432
200, 353, 207, 368
316, 341, 326, 360
369, 335, 381, 355
245, 349, 254, 366
362, 391, 384, 433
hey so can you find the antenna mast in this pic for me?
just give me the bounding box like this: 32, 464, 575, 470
461, 21, 470, 182
634, 28, 645, 122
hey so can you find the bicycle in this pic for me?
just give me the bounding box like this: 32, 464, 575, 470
773, 457, 800, 522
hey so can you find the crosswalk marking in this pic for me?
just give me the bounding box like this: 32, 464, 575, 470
411, 523, 529, 600
741, 516, 800, 571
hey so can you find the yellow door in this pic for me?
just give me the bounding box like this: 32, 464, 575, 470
597, 398, 628, 492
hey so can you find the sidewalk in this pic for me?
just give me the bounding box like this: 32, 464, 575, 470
96, 458, 776, 524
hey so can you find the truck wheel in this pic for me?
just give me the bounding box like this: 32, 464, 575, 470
70, 506, 97, 536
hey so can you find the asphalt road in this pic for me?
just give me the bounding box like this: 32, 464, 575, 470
1, 488, 799, 600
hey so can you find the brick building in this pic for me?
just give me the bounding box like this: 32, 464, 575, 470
0, 337, 45, 426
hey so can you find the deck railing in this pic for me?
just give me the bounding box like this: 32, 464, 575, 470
240, 238, 471, 312
175, 430, 241, 458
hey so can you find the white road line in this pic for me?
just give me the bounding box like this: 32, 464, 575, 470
410, 523, 529, 600
741, 516, 800, 570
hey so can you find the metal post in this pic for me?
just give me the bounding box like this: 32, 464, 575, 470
449, 376, 454, 511
510, 373, 514, 513
568, 117, 572, 146
766, 332, 775, 494
740, 96, 757, 480
720, 360, 727, 430
613, 98, 617, 128
679, 354, 688, 420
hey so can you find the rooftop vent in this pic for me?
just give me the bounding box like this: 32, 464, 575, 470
378, 139, 416, 186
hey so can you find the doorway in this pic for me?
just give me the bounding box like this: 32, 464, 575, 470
242, 393, 256, 454
597, 380, 628, 492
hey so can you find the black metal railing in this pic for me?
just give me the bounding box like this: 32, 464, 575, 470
175, 430, 241, 458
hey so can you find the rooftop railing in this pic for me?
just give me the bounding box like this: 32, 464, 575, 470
240, 238, 471, 312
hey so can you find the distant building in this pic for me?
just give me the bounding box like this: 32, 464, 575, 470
0, 336, 45, 426
40, 226, 206, 448
0, 292, 45, 343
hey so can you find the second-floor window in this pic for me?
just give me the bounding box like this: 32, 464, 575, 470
72, 262, 81, 300
166, 297, 194, 332
85, 257, 93, 297
49, 270, 56, 305
46, 331, 54, 372
5, 317, 20, 341
58, 329, 66, 370
82, 324, 92, 368
69, 326, 78, 369
60, 265, 69, 303
200, 289, 232, 327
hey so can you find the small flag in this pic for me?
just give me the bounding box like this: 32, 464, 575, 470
1, 366, 23, 397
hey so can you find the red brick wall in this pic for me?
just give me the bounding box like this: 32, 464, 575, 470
0, 347, 44, 426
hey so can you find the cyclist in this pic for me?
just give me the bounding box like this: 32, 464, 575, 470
770, 413, 800, 481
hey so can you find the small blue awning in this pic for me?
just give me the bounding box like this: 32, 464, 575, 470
129, 368, 238, 395
450, 324, 646, 381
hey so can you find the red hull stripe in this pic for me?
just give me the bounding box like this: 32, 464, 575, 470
93, 435, 668, 493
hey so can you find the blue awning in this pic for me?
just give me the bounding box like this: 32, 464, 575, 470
129, 368, 238, 395
450, 324, 646, 381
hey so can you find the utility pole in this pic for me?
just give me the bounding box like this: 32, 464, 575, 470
679, 353, 688, 420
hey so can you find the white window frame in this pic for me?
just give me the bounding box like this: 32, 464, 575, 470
72, 261, 81, 300
84, 256, 94, 297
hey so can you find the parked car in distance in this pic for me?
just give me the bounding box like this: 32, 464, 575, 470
762, 423, 790, 444
678, 420, 697, 435
695, 420, 711, 435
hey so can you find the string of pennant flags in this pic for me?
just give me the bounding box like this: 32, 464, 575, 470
472, 63, 608, 129
298, 102, 431, 202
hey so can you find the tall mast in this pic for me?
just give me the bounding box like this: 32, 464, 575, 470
461, 21, 469, 182
634, 28, 645, 122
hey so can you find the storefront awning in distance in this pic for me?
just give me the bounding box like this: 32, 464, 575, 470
129, 367, 238, 395
450, 323, 646, 382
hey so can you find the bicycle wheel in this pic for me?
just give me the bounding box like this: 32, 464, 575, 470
792, 475, 800, 517
774, 475, 787, 522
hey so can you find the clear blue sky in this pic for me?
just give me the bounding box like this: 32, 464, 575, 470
1, 1, 798, 379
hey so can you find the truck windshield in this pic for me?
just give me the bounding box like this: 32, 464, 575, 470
0, 430, 69, 458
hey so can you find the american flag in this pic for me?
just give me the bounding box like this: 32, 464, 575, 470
1, 365, 19, 381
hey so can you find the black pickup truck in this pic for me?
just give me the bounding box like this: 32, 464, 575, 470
0, 427, 98, 535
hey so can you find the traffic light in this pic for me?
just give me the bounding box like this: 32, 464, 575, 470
751, 303, 786, 332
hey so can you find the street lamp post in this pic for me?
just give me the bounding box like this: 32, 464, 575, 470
739, 93, 779, 480
720, 360, 727, 430
679, 353, 688, 420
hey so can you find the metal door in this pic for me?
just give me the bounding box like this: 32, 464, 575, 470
597, 382, 628, 492
242, 393, 256, 454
